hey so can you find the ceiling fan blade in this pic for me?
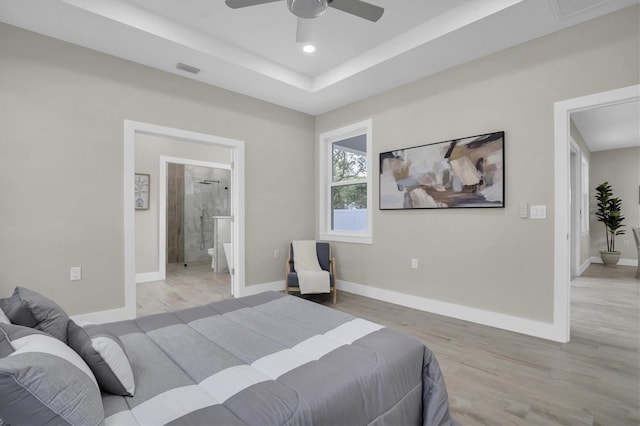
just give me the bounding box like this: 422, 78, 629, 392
328, 0, 383, 22
225, 0, 281, 9
296, 17, 313, 43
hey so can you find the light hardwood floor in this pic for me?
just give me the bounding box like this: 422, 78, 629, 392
137, 263, 639, 425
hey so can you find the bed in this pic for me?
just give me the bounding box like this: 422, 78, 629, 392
0, 288, 454, 425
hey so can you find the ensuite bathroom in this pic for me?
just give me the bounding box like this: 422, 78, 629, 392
167, 163, 232, 277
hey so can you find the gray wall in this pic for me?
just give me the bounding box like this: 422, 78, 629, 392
570, 120, 592, 267
590, 147, 640, 261
315, 6, 639, 323
0, 23, 315, 315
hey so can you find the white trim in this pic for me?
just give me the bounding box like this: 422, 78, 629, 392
71, 307, 131, 324
590, 256, 639, 267
125, 120, 245, 318
237, 280, 285, 297
158, 156, 231, 282
318, 119, 373, 245
579, 258, 591, 276
337, 280, 564, 342
135, 272, 163, 283
553, 84, 640, 343
569, 139, 581, 280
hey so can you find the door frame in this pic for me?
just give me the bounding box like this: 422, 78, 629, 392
553, 84, 639, 342
569, 138, 581, 280
124, 120, 245, 319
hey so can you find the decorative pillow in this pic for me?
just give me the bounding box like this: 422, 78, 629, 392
0, 323, 104, 426
67, 319, 136, 396
4, 286, 69, 342
0, 308, 9, 325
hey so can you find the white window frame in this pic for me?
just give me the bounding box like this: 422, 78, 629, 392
319, 119, 373, 244
580, 154, 589, 234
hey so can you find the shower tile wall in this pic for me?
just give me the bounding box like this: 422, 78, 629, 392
184, 165, 231, 267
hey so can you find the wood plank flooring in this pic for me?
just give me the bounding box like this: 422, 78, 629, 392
137, 263, 639, 425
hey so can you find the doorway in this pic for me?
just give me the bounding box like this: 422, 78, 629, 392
124, 120, 245, 319
553, 84, 639, 342
162, 158, 233, 296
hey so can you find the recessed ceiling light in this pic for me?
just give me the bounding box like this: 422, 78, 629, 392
303, 44, 316, 53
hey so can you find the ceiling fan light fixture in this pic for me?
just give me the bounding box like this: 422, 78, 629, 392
302, 44, 316, 53
287, 0, 328, 18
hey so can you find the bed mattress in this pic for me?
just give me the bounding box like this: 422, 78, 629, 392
99, 291, 453, 425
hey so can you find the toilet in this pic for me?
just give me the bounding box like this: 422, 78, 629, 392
207, 245, 232, 272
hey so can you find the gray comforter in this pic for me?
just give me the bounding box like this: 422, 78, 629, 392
100, 292, 453, 425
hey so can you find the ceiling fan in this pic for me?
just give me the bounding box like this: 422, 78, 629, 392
225, 0, 384, 43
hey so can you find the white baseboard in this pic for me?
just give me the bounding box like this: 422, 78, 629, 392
238, 280, 285, 297
135, 271, 164, 283
579, 258, 591, 275
590, 256, 638, 267
336, 280, 564, 342
71, 306, 135, 324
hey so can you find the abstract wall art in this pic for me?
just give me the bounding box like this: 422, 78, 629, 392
379, 131, 504, 210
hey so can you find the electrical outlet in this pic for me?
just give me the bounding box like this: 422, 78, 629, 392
273, 249, 280, 259
70, 267, 82, 281
411, 258, 419, 269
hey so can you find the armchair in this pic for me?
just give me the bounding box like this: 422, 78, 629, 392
285, 241, 337, 304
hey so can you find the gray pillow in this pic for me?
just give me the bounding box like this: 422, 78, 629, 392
67, 320, 136, 396
0, 323, 104, 426
4, 286, 69, 342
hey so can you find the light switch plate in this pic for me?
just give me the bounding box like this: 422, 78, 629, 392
520, 202, 529, 218
70, 267, 82, 281
530, 205, 547, 219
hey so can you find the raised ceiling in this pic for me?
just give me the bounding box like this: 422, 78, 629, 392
0, 0, 638, 115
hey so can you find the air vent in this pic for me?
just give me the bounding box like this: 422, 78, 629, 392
176, 63, 201, 74
550, 0, 611, 20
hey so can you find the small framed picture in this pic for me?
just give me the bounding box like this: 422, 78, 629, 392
135, 173, 150, 210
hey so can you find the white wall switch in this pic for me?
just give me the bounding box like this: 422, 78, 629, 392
273, 249, 280, 259
530, 205, 547, 219
70, 267, 82, 281
411, 258, 419, 269
520, 202, 529, 218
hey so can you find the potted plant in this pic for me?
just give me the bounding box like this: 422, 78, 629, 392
594, 182, 626, 266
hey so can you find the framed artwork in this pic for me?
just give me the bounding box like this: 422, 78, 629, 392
135, 173, 150, 210
379, 131, 505, 210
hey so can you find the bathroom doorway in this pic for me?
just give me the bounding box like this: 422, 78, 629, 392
161, 157, 233, 299
167, 163, 232, 271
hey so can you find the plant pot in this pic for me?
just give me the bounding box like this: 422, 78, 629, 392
600, 251, 621, 266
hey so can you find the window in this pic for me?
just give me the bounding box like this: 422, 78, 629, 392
581, 155, 589, 233
319, 120, 372, 244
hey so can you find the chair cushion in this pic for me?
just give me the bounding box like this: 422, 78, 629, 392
0, 323, 104, 426
3, 286, 70, 343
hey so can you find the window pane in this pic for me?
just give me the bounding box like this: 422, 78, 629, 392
332, 184, 367, 231
332, 135, 367, 183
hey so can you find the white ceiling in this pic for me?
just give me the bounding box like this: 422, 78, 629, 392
0, 0, 638, 115
572, 100, 640, 152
